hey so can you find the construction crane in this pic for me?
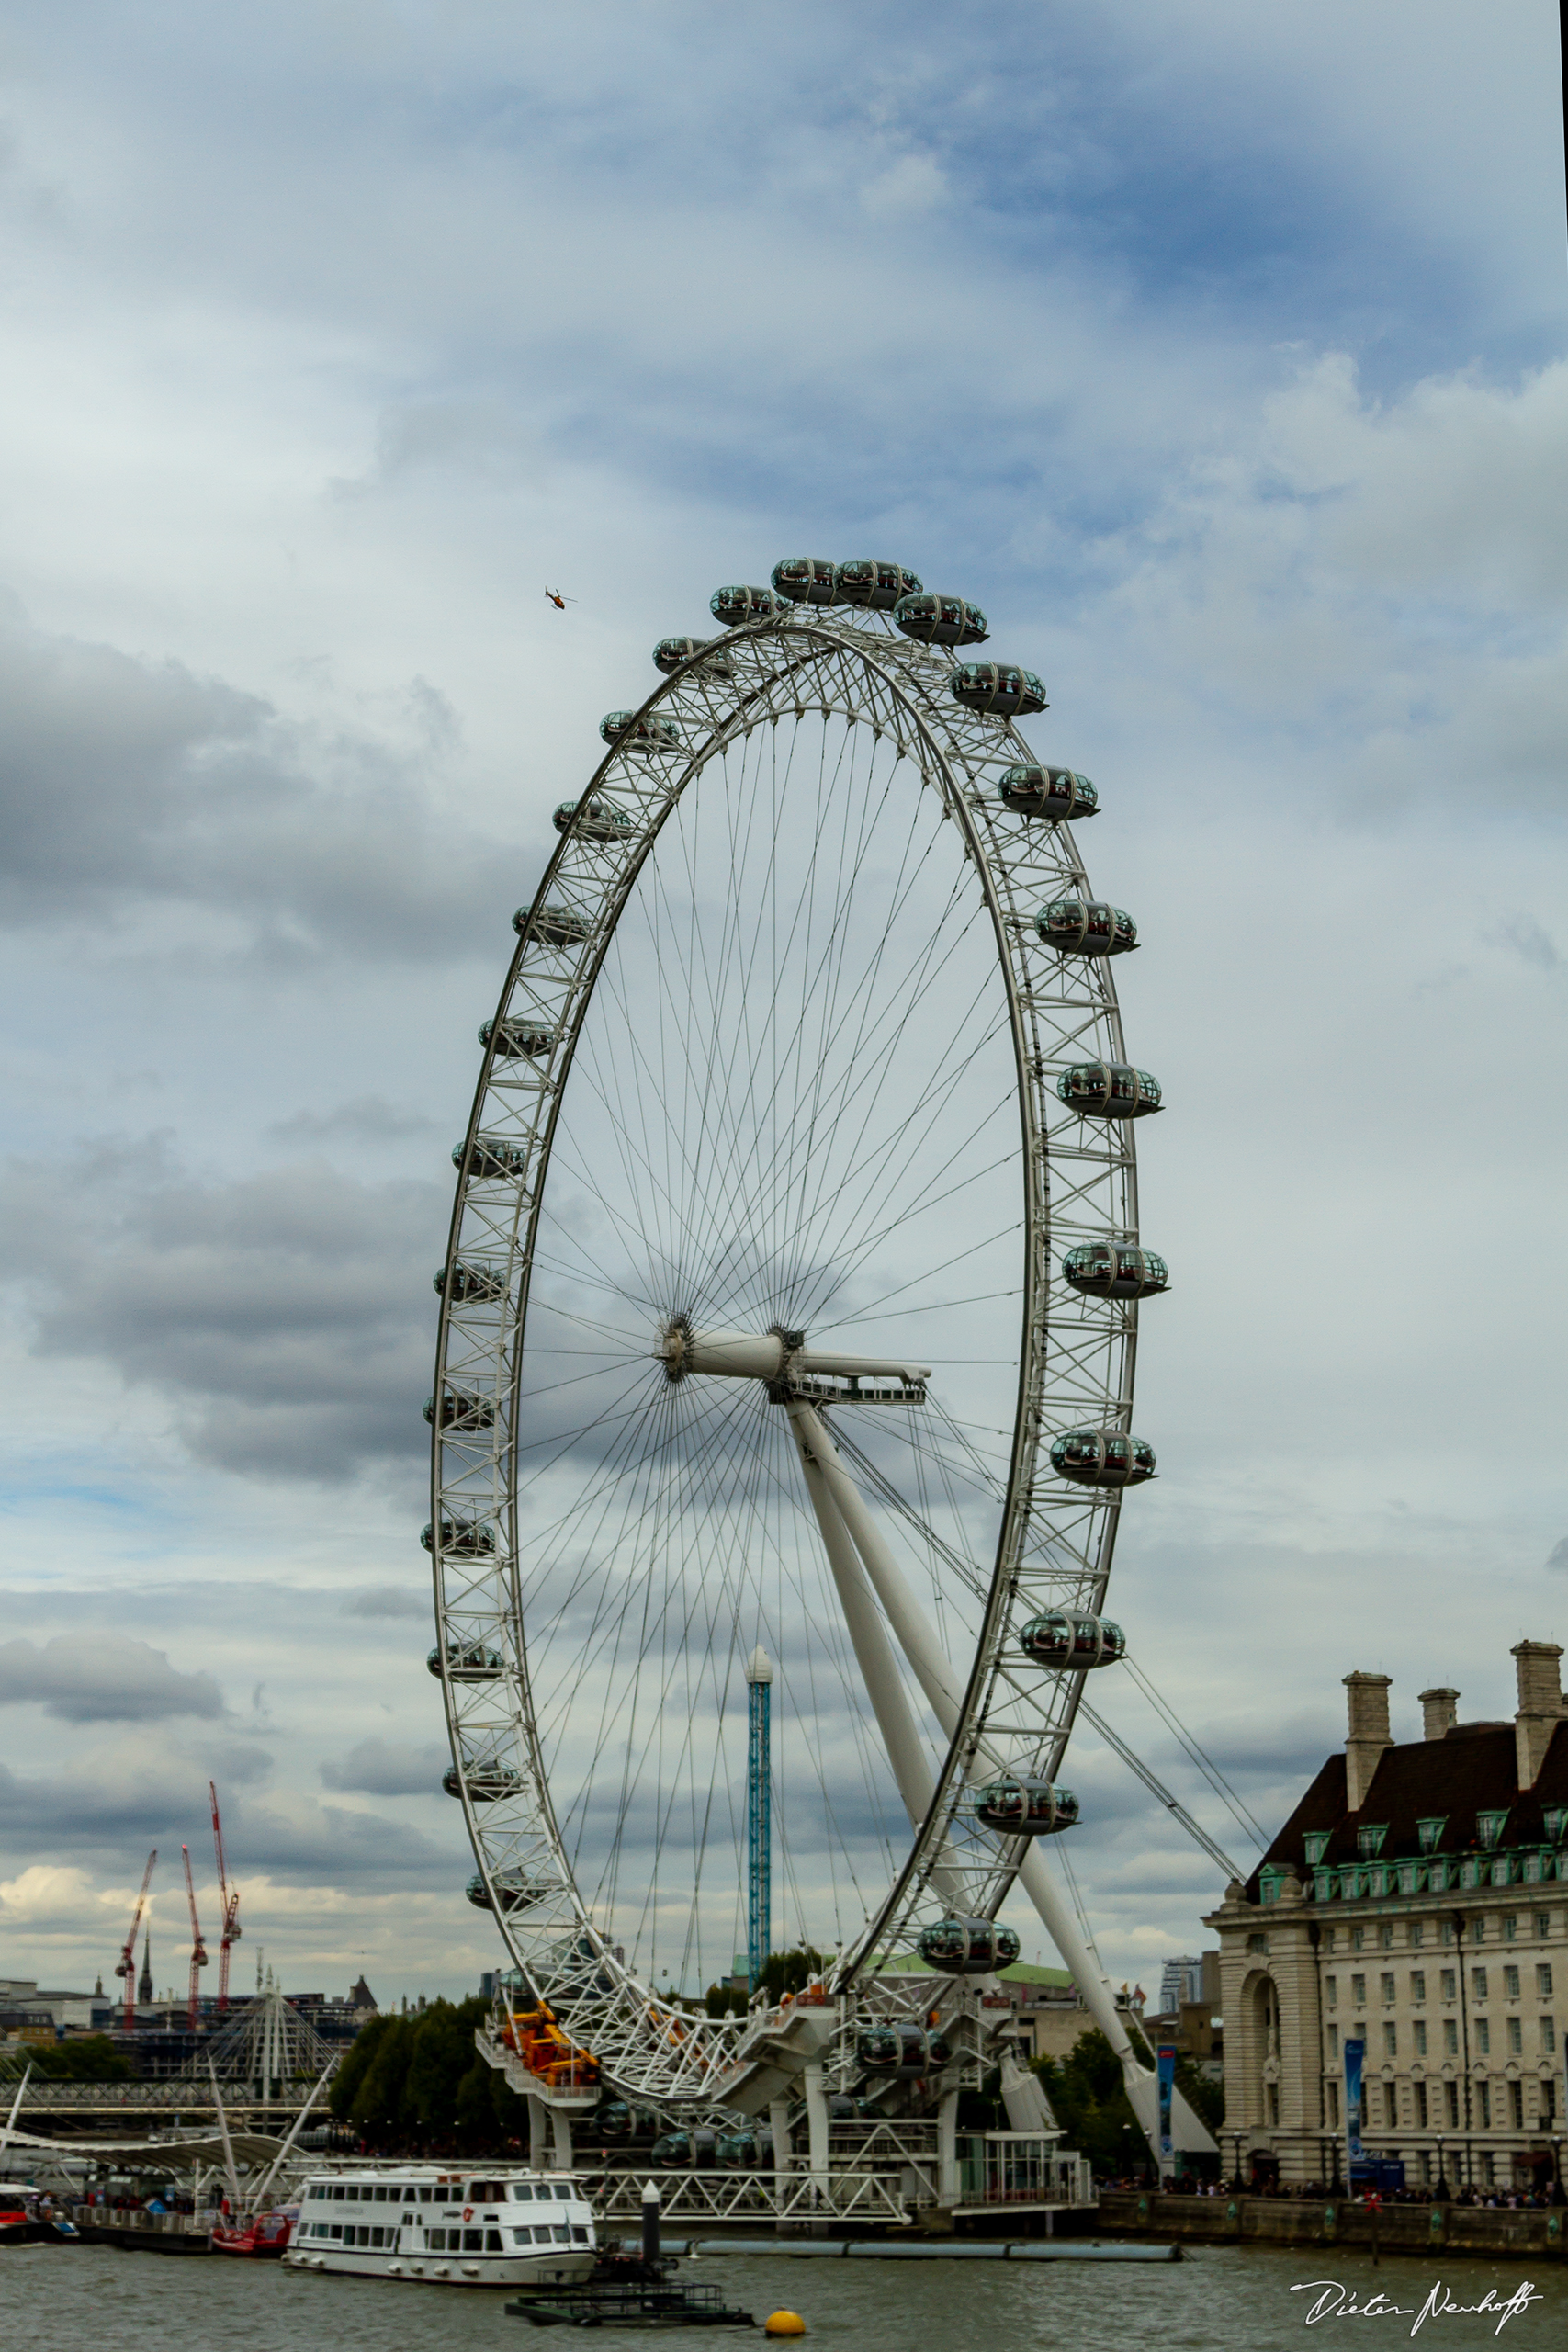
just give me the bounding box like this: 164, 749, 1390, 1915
182, 1845, 209, 2032
209, 1782, 242, 2012
114, 1850, 156, 2031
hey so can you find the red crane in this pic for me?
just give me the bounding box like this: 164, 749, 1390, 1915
114, 1849, 156, 2031
209, 1782, 242, 2012
182, 1844, 209, 2032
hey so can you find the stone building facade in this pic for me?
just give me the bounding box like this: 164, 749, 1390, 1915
1205, 1639, 1568, 2190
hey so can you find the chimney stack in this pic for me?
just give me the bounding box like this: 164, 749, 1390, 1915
1344, 1671, 1393, 1813
1511, 1640, 1565, 1789
1418, 1687, 1460, 1741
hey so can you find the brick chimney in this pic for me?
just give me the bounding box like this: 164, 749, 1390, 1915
1344, 1671, 1393, 1813
1511, 1640, 1565, 1789
1418, 1686, 1460, 1741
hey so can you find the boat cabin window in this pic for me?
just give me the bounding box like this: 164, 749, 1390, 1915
553, 2184, 573, 2200
468, 2178, 506, 2202
511, 2184, 534, 2199
417, 2185, 433, 2201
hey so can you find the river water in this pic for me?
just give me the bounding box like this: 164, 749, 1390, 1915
3, 2240, 1565, 2350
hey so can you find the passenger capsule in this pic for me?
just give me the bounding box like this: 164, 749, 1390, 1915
441, 1758, 524, 1801
653, 636, 734, 677
856, 2023, 946, 2075
997, 765, 1098, 821
555, 793, 635, 839
456, 1135, 528, 1181
598, 712, 682, 754
892, 592, 987, 646
596, 2100, 634, 2143
974, 1776, 1080, 1836
422, 1517, 497, 1557
771, 558, 839, 606
834, 559, 922, 611
653, 2128, 717, 2167
434, 1261, 507, 1306
1036, 899, 1137, 956
426, 1643, 504, 1679
465, 1870, 546, 1913
949, 662, 1047, 717
710, 584, 785, 627
1049, 1429, 1156, 1487
423, 1387, 497, 1432
514, 903, 592, 946
480, 1017, 555, 1059
1060, 1243, 1168, 1300
1017, 1611, 1127, 1670
915, 1916, 1021, 1976
1055, 1061, 1162, 1119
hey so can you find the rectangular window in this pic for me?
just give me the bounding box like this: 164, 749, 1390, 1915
572, 2226, 589, 2244
1327, 2082, 1339, 2126
418, 2187, 433, 2203
553, 2225, 571, 2244
1507, 2016, 1522, 2053
1473, 1918, 1486, 1942
1305, 1831, 1331, 1866
1536, 1913, 1551, 1939
1472, 1967, 1488, 2000
329, 2224, 342, 2241
486, 2229, 503, 2252
1414, 2020, 1427, 2055
1325, 1927, 1337, 1952
1440, 1919, 1455, 1945
1482, 2153, 1495, 2187
370, 2227, 385, 2248
1351, 1974, 1367, 2006
533, 2224, 554, 2244
1510, 2080, 1524, 2129
1543, 2016, 1557, 2054
1359, 1825, 1388, 1859
1352, 1928, 1366, 1952
1478, 1811, 1507, 1849
1410, 1971, 1427, 2002
1379, 1922, 1394, 1951
1446, 2080, 1460, 2128
554, 2187, 573, 2201
1383, 2021, 1397, 2056
463, 2228, 484, 2252
1381, 1973, 1396, 2004
1477, 2018, 1491, 2054
1444, 2018, 1459, 2055
1545, 2079, 1559, 2121
1440, 1969, 1456, 2000
1504, 1913, 1517, 1941
1415, 2080, 1428, 2127
1479, 2081, 1492, 2128
1411, 1923, 1425, 1948
1327, 2023, 1339, 2058
511, 2185, 535, 2201
512, 2228, 533, 2246
1538, 1964, 1554, 1998
1417, 1817, 1447, 1855
1504, 1964, 1520, 1997
373, 2186, 387, 2204
1326, 1976, 1338, 2008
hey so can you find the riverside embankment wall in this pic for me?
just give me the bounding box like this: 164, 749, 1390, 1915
1097, 2190, 1568, 2260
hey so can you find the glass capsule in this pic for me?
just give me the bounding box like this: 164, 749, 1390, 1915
1060, 1243, 1168, 1300
456, 1135, 528, 1181
834, 559, 922, 610
653, 636, 733, 676
915, 1916, 1022, 1975
423, 1388, 497, 1431
555, 793, 636, 837
949, 662, 1047, 717
466, 1871, 545, 1913
480, 1018, 555, 1058
422, 1517, 497, 1556
1017, 1611, 1127, 1670
974, 1776, 1080, 1836
1036, 899, 1137, 956
709, 584, 785, 627
771, 558, 839, 606
1055, 1061, 1162, 1118
441, 1759, 524, 1801
434, 1261, 507, 1306
1049, 1429, 1156, 1487
598, 712, 682, 753
997, 765, 1098, 820
892, 591, 987, 646
426, 1644, 504, 1679
515, 903, 592, 945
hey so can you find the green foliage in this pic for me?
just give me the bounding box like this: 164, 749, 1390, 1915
705, 1983, 748, 2018
755, 1948, 825, 2001
328, 1997, 504, 2149
21, 2036, 133, 2082
1033, 2027, 1224, 2177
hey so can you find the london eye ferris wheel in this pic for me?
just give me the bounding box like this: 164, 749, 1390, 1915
425, 557, 1180, 2136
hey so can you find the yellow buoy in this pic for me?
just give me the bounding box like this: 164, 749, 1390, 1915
765, 2315, 807, 2339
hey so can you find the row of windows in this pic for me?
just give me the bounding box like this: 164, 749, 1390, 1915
304, 2222, 585, 2250
1323, 2079, 1561, 2132
1326, 2016, 1557, 2059
1322, 1912, 1557, 1953
1321, 1818, 1563, 1865
1326, 1964, 1553, 2006
303, 2181, 577, 2206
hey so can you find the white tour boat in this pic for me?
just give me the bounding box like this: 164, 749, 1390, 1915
281, 2161, 597, 2288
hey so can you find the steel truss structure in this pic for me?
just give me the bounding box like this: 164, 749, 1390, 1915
429, 582, 1199, 2158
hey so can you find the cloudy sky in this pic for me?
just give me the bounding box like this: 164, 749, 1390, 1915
1, 2, 1564, 2008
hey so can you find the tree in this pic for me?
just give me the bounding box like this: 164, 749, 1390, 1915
24, 2037, 132, 2082
756, 1948, 825, 2001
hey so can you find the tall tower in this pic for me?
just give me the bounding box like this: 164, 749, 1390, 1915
746, 1646, 773, 1991
138, 1927, 152, 2008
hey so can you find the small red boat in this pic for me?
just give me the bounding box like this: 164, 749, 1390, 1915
210, 2207, 295, 2258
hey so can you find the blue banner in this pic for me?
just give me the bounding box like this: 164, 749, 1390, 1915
1344, 2036, 1365, 2162
1157, 2043, 1176, 2164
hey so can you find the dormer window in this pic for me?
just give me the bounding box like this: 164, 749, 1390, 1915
1304, 1832, 1331, 1867
1416, 1816, 1447, 1855
1544, 1807, 1567, 1845
1476, 1811, 1508, 1851
1357, 1824, 1388, 1860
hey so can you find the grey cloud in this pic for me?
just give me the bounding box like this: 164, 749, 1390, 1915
0, 1140, 440, 1483
268, 1097, 438, 1145
342, 1586, 431, 1620
0, 1634, 222, 1724
0, 597, 514, 960
319, 1737, 449, 1797
1548, 1538, 1568, 1573
1493, 916, 1562, 971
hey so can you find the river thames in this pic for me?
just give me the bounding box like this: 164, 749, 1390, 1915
3, 2242, 1566, 2350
